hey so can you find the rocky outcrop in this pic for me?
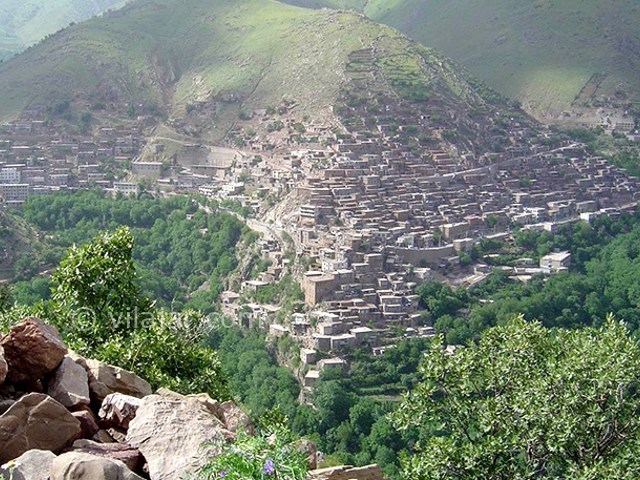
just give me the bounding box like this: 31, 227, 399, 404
308, 465, 386, 480
297, 438, 318, 470
220, 399, 255, 435
50, 452, 144, 480
0, 393, 81, 463
0, 346, 7, 385
72, 409, 100, 438
48, 357, 90, 408
0, 316, 384, 480
1, 317, 67, 384
126, 392, 231, 480
80, 358, 152, 404
98, 393, 141, 429
0, 449, 57, 480
70, 439, 142, 472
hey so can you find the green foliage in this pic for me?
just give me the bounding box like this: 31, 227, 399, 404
416, 280, 465, 319
394, 316, 640, 479
94, 310, 229, 398
609, 150, 640, 177
44, 227, 228, 399
0, 285, 13, 313
211, 327, 302, 420
51, 226, 150, 347
430, 212, 640, 344
197, 421, 308, 480
20, 191, 245, 307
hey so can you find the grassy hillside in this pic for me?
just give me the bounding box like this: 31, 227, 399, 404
283, 0, 640, 119
0, 0, 518, 144
0, 0, 372, 123
0, 0, 128, 61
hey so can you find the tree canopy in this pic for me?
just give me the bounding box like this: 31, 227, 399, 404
394, 316, 640, 480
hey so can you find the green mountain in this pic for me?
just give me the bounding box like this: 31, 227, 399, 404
0, 0, 522, 145
283, 0, 640, 119
0, 0, 128, 61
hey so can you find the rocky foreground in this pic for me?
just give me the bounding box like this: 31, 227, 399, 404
0, 317, 384, 480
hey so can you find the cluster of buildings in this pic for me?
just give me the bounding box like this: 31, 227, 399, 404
209, 93, 640, 386
0, 119, 144, 205
2, 84, 639, 389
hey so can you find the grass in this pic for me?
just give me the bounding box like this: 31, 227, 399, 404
0, 0, 128, 61
0, 0, 494, 137
283, 0, 640, 119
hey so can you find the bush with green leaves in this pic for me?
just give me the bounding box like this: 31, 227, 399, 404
394, 315, 640, 480
3, 226, 229, 400
196, 421, 308, 480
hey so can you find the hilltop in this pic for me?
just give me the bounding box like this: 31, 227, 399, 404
0, 0, 128, 61
0, 0, 525, 144
283, 0, 640, 120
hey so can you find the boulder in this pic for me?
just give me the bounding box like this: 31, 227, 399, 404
296, 438, 318, 470
126, 392, 232, 480
98, 393, 141, 429
50, 452, 144, 480
92, 430, 116, 444
82, 359, 152, 404
106, 428, 127, 443
220, 400, 254, 434
0, 346, 7, 385
0, 449, 57, 480
0, 393, 81, 463
72, 410, 100, 439
307, 464, 386, 480
71, 439, 142, 472
158, 389, 222, 416
48, 357, 90, 408
0, 317, 67, 384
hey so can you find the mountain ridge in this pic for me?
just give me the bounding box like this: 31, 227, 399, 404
0, 0, 525, 147
282, 0, 640, 120
0, 0, 128, 61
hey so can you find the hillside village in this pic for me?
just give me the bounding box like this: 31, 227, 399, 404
1, 90, 638, 395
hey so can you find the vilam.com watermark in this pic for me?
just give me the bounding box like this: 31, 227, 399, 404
63, 307, 277, 335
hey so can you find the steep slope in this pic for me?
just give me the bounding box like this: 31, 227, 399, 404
0, 0, 525, 146
0, 0, 128, 61
0, 0, 371, 126
283, 0, 640, 119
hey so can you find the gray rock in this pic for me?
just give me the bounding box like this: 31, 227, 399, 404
220, 400, 254, 435
0, 449, 56, 480
71, 439, 142, 472
50, 452, 144, 480
126, 392, 232, 480
91, 430, 116, 444
0, 346, 7, 385
47, 357, 90, 408
0, 393, 81, 463
81, 358, 152, 404
71, 410, 100, 439
98, 393, 141, 429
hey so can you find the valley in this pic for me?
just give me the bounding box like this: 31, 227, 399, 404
2, 1, 640, 478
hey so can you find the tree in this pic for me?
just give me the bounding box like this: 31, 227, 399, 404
0, 284, 12, 313
51, 226, 150, 346
394, 316, 640, 480
48, 226, 228, 399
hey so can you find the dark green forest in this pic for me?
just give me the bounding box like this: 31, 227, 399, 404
11, 190, 254, 310
421, 210, 640, 344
